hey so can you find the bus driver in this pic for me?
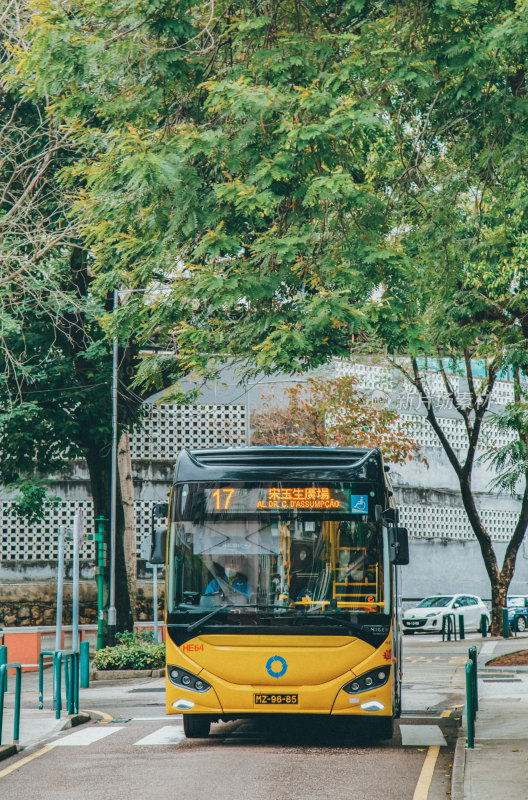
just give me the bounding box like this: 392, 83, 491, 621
205, 558, 252, 599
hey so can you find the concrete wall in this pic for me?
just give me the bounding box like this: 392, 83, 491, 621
402, 537, 528, 601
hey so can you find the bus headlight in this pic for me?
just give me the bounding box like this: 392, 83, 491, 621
342, 666, 391, 695
168, 665, 211, 693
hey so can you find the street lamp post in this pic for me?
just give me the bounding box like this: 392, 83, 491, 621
108, 287, 119, 646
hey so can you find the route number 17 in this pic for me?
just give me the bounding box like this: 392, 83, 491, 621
212, 488, 235, 510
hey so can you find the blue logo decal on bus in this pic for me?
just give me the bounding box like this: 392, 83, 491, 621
266, 655, 288, 678
350, 495, 368, 514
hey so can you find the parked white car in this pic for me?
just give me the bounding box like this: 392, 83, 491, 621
403, 594, 490, 634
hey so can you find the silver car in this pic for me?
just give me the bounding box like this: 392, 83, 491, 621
403, 594, 490, 634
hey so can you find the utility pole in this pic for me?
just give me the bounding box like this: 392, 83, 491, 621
72, 511, 81, 652
108, 287, 118, 646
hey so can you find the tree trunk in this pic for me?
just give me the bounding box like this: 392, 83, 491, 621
490, 579, 509, 636
85, 446, 133, 636
118, 431, 137, 620
458, 473, 528, 636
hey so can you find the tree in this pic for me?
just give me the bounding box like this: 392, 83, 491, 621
17, 0, 528, 634
16, 0, 397, 384
384, 354, 527, 636
0, 247, 143, 631
0, 3, 144, 633
251, 374, 422, 467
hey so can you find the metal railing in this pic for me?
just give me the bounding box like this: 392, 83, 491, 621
465, 645, 478, 749
38, 649, 79, 719
0, 662, 21, 746
442, 613, 457, 641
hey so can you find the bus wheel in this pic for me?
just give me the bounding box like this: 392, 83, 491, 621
183, 714, 211, 739
369, 716, 394, 740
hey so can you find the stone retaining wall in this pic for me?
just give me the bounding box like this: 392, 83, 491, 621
0, 580, 165, 627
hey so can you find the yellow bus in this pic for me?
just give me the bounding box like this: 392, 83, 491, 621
154, 447, 409, 739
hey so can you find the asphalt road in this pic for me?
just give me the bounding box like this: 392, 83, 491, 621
0, 634, 472, 800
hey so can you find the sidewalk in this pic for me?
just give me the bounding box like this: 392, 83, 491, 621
0, 667, 91, 759
0, 667, 163, 760
452, 635, 528, 800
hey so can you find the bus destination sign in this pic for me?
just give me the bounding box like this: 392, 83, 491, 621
257, 487, 341, 510
204, 486, 367, 514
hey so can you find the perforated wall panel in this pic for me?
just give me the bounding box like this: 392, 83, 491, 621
399, 504, 517, 543
0, 501, 95, 560
129, 403, 247, 459
335, 359, 520, 407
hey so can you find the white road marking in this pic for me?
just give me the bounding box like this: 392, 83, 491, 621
131, 716, 182, 721
54, 727, 124, 746
400, 724, 447, 746
134, 726, 186, 746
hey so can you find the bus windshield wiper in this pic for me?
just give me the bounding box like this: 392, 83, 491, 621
186, 604, 258, 633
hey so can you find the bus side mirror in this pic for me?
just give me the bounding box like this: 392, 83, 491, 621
150, 502, 168, 565
376, 506, 400, 526
388, 526, 409, 565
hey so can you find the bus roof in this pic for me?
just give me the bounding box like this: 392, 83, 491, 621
173, 446, 386, 485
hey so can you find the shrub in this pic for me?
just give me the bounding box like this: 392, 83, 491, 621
93, 630, 165, 671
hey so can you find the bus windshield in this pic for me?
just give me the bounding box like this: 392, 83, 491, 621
167, 481, 389, 625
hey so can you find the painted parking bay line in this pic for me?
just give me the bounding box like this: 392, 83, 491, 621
134, 726, 186, 746
54, 726, 124, 746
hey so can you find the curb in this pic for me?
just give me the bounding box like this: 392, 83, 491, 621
68, 712, 91, 728
90, 668, 164, 681
481, 665, 528, 674
451, 734, 466, 800
0, 744, 17, 762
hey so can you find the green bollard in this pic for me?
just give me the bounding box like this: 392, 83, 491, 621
480, 614, 488, 638
502, 607, 510, 639
465, 661, 475, 749
80, 641, 90, 689
468, 646, 478, 711
458, 614, 465, 640
13, 665, 21, 744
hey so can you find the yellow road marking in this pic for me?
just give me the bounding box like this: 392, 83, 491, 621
80, 708, 113, 724
413, 745, 440, 800
0, 744, 56, 779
